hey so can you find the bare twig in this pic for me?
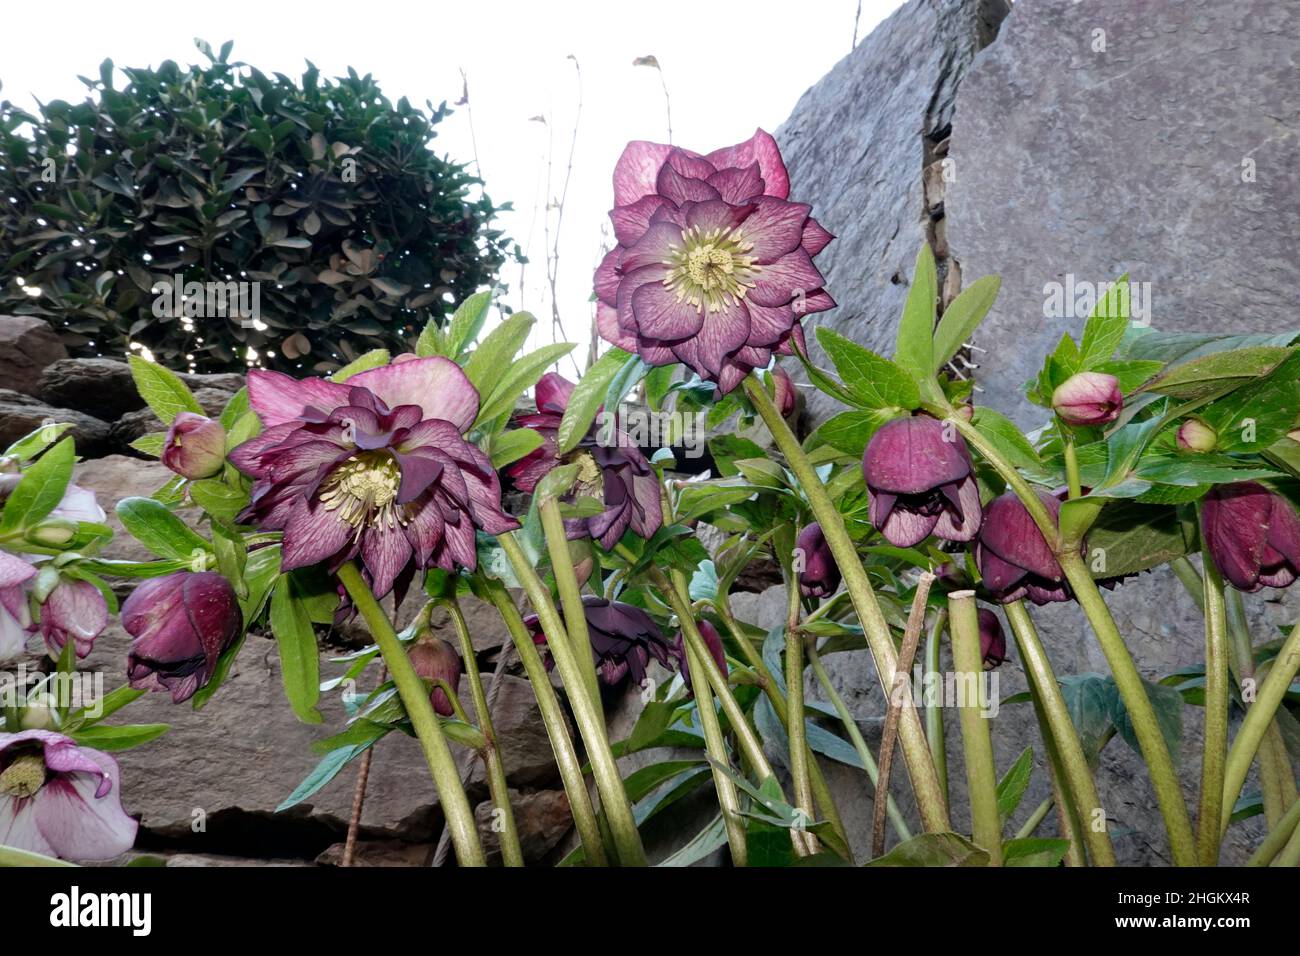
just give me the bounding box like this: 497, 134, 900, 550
852, 0, 863, 51
633, 55, 672, 144
543, 55, 584, 378
342, 664, 387, 867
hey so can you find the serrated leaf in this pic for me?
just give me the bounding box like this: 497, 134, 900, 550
894, 244, 936, 378
1139, 346, 1294, 401
556, 347, 631, 454
1079, 275, 1130, 367
461, 312, 535, 394
476, 342, 575, 427
866, 832, 990, 867
0, 437, 74, 534
817, 327, 919, 409
128, 355, 204, 425
971, 407, 1042, 469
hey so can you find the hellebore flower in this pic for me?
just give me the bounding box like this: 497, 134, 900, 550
122, 571, 244, 704
862, 416, 982, 548
231, 356, 519, 599
978, 608, 1008, 670
0, 730, 137, 861
976, 490, 1071, 605
1201, 482, 1300, 592
673, 619, 726, 696
0, 550, 35, 663
162, 412, 226, 480
507, 372, 662, 550
594, 129, 835, 394
772, 365, 797, 418
795, 522, 840, 598
408, 637, 462, 718
1176, 419, 1217, 453
525, 596, 677, 688
38, 577, 107, 660
1052, 372, 1123, 427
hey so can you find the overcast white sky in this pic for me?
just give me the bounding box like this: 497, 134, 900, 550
0, 0, 904, 367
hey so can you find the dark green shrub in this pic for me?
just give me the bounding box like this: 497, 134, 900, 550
0, 40, 516, 373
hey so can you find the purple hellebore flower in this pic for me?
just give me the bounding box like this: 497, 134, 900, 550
525, 596, 677, 689
1051, 372, 1123, 427
862, 416, 983, 548
976, 490, 1072, 605
122, 571, 244, 704
0, 729, 137, 861
408, 636, 462, 718
39, 577, 108, 660
672, 619, 726, 697
231, 356, 519, 599
594, 130, 835, 394
507, 372, 662, 551
795, 522, 840, 598
0, 550, 35, 663
162, 412, 226, 480
1201, 482, 1300, 592
978, 608, 1008, 670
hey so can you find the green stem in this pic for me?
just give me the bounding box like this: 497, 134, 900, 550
498, 532, 647, 866
948, 591, 1002, 864
336, 562, 485, 867
1194, 538, 1230, 867
1016, 796, 1055, 840
1274, 818, 1300, 867
806, 638, 911, 843
924, 609, 949, 807
684, 637, 748, 866
539, 497, 603, 709
744, 375, 950, 833
1221, 621, 1300, 835
784, 576, 815, 855
483, 580, 608, 866
1063, 436, 1083, 500
1246, 793, 1300, 867
1169, 556, 1205, 614
1004, 600, 1115, 866
446, 600, 523, 867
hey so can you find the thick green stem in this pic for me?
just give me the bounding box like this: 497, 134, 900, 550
1221, 621, 1300, 835
685, 637, 748, 866
949, 591, 1003, 864
1005, 600, 1115, 866
484, 581, 608, 866
1016, 796, 1054, 840
784, 578, 816, 856
336, 562, 485, 867
498, 532, 647, 866
1169, 556, 1205, 613
1246, 793, 1300, 867
744, 376, 949, 833
1063, 437, 1083, 500
925, 609, 949, 807
1194, 542, 1230, 866
446, 600, 523, 867
539, 497, 603, 709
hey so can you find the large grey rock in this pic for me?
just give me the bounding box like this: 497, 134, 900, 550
0, 389, 112, 457
0, 315, 67, 396
37, 357, 243, 423
775, 0, 1010, 425
945, 0, 1300, 427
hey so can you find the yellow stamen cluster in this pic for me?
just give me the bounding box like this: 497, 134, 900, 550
319, 452, 407, 536
0, 753, 46, 798
662, 224, 761, 314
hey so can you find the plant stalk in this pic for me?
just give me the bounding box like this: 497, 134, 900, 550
925, 609, 949, 807
784, 577, 817, 856
948, 590, 1003, 864
1194, 541, 1230, 866
539, 497, 603, 709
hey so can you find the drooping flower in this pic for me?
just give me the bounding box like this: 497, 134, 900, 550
0, 729, 138, 861
795, 522, 840, 598
1201, 482, 1300, 592
976, 490, 1071, 605
978, 608, 1008, 670
0, 550, 35, 663
862, 416, 982, 548
231, 356, 519, 599
122, 571, 244, 704
1052, 372, 1123, 427
672, 619, 726, 697
594, 130, 835, 394
525, 596, 677, 689
162, 412, 226, 480
1176, 419, 1217, 453
507, 372, 662, 550
38, 577, 107, 660
408, 636, 462, 718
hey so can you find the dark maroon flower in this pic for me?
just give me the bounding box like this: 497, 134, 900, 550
408, 637, 462, 718
863, 416, 982, 548
231, 357, 519, 599
1201, 482, 1300, 592
526, 596, 677, 688
122, 571, 243, 704
795, 522, 839, 598
772, 365, 797, 418
978, 608, 1008, 670
976, 490, 1071, 605
672, 619, 726, 696
508, 372, 662, 550
1052, 372, 1122, 427
594, 130, 835, 394
162, 412, 226, 480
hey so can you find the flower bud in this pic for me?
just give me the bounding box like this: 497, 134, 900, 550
1176, 419, 1217, 453
123, 571, 243, 703
162, 412, 226, 480
25, 518, 78, 548
771, 365, 797, 418
1051, 372, 1122, 426
673, 620, 726, 696
795, 523, 840, 598
977, 608, 1007, 669
40, 577, 108, 659
19, 692, 58, 730
408, 636, 462, 717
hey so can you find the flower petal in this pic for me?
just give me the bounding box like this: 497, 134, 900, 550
33, 765, 137, 862
594, 247, 622, 305
748, 249, 825, 307
631, 281, 705, 339
801, 217, 835, 257
619, 222, 683, 273
705, 129, 790, 200
610, 195, 666, 246
707, 163, 765, 204
281, 498, 353, 571
247, 369, 351, 427
349, 356, 480, 433
655, 162, 721, 205
741, 197, 810, 263
0, 550, 36, 589
613, 141, 676, 206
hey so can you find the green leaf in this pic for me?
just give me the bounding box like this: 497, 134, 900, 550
442, 290, 493, 358
188, 479, 249, 522
1084, 500, 1197, 579
1003, 837, 1071, 867
1139, 347, 1294, 401
129, 433, 166, 457
115, 496, 210, 562
894, 243, 936, 379
1079, 274, 1129, 368
3, 422, 72, 461
813, 409, 894, 458
556, 347, 631, 455
330, 349, 390, 382
0, 437, 74, 534
277, 744, 368, 811
866, 832, 990, 867
476, 342, 575, 427
269, 575, 322, 724
1106, 676, 1183, 767
69, 723, 169, 752
0, 845, 77, 867
816, 327, 920, 409
128, 354, 204, 425
932, 274, 1000, 372
461, 312, 535, 394
995, 745, 1034, 825
971, 407, 1042, 469
489, 429, 544, 469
